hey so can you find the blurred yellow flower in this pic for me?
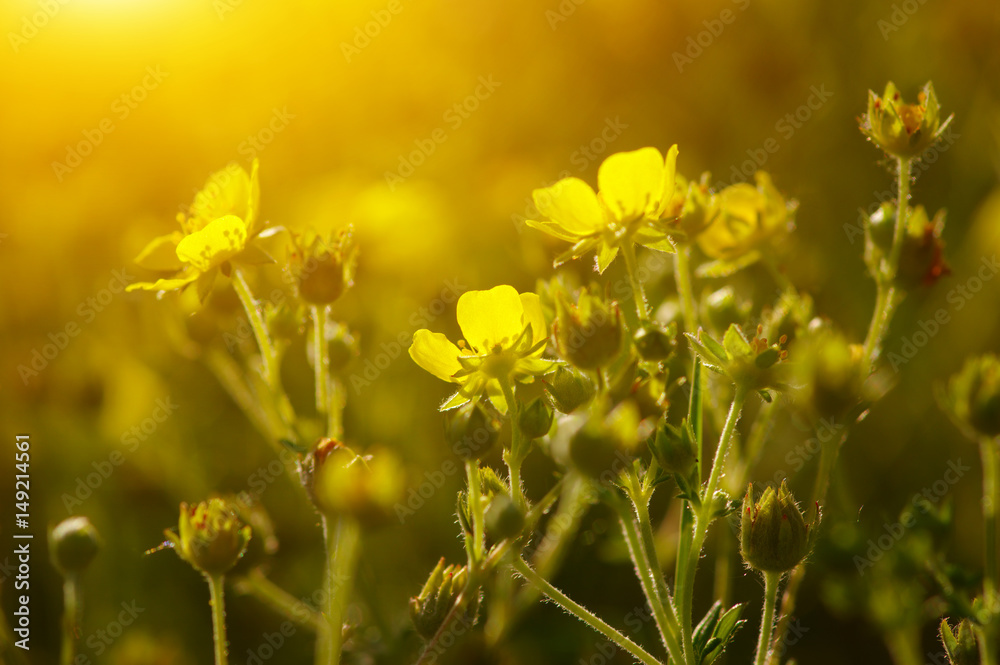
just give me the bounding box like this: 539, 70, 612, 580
696, 171, 796, 275
527, 146, 680, 273
127, 159, 275, 300
409, 285, 555, 413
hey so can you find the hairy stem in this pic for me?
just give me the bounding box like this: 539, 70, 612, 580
312, 305, 330, 426
467, 459, 486, 567
512, 556, 664, 665
982, 439, 999, 618
621, 241, 650, 321
318, 516, 359, 665
673, 247, 697, 333
754, 571, 780, 665
208, 575, 229, 665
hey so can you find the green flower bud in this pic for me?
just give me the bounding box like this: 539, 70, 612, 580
943, 354, 1000, 439
290, 227, 357, 306
446, 402, 500, 460
632, 322, 676, 361
518, 396, 553, 439
740, 481, 816, 573
860, 81, 953, 159
791, 329, 865, 420
49, 516, 101, 577
568, 424, 620, 479
895, 206, 950, 290
485, 493, 525, 541
704, 286, 750, 335
544, 366, 596, 414
313, 446, 407, 526
166, 497, 251, 577
939, 619, 979, 665
409, 558, 476, 640
648, 418, 697, 478
554, 288, 623, 370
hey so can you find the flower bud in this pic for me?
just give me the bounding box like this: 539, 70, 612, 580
632, 322, 676, 361
485, 493, 525, 541
648, 418, 697, 478
313, 446, 407, 526
939, 618, 979, 665
554, 288, 623, 370
544, 366, 596, 414
166, 497, 251, 577
791, 329, 865, 420
518, 396, 554, 439
446, 402, 500, 460
740, 481, 816, 573
943, 354, 1000, 439
409, 558, 476, 640
290, 227, 357, 306
568, 424, 620, 479
860, 81, 953, 159
49, 516, 101, 577
895, 205, 950, 290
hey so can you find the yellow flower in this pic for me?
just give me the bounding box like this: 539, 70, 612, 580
695, 171, 796, 276
127, 159, 276, 300
527, 146, 680, 273
409, 285, 555, 413
164, 497, 251, 577
860, 81, 953, 159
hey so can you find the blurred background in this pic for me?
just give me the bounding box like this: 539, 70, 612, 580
1, 0, 999, 662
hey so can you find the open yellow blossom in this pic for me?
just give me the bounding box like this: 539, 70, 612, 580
526, 146, 680, 273
409, 285, 555, 413
127, 159, 276, 300
695, 171, 796, 277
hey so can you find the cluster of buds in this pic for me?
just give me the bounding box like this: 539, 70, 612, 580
164, 497, 251, 577
740, 481, 818, 573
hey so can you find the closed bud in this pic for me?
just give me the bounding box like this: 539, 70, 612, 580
166, 497, 251, 577
632, 322, 676, 361
740, 481, 817, 573
313, 446, 407, 527
49, 516, 101, 577
290, 227, 358, 305
860, 81, 953, 159
518, 396, 553, 439
568, 424, 620, 479
485, 493, 525, 540
895, 206, 950, 289
409, 558, 475, 640
648, 418, 697, 477
544, 366, 596, 414
939, 619, 979, 665
791, 329, 865, 419
554, 288, 623, 370
446, 402, 500, 460
943, 354, 1000, 439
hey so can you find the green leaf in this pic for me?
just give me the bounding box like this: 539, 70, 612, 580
695, 251, 762, 278
693, 601, 722, 657
702, 603, 746, 664
722, 324, 752, 358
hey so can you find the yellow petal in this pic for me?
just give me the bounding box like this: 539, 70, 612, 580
519, 292, 548, 347
187, 162, 251, 232
125, 273, 198, 292
531, 178, 605, 236
246, 158, 261, 235
176, 215, 248, 271
134, 233, 184, 271
657, 145, 680, 216
457, 285, 525, 351
409, 330, 462, 382
598, 147, 665, 221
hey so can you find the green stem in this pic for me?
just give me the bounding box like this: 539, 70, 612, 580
232, 570, 322, 631
887, 158, 912, 280
233, 269, 279, 390
861, 284, 899, 372
615, 493, 686, 664
982, 440, 999, 617
674, 247, 697, 333
499, 379, 527, 512
467, 460, 486, 566
511, 556, 664, 665
312, 305, 330, 427
679, 387, 747, 662
208, 575, 229, 665
59, 576, 79, 665
621, 240, 650, 321
754, 571, 780, 665
319, 516, 359, 665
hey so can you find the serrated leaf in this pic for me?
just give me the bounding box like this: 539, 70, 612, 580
701, 603, 746, 664
693, 601, 723, 657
